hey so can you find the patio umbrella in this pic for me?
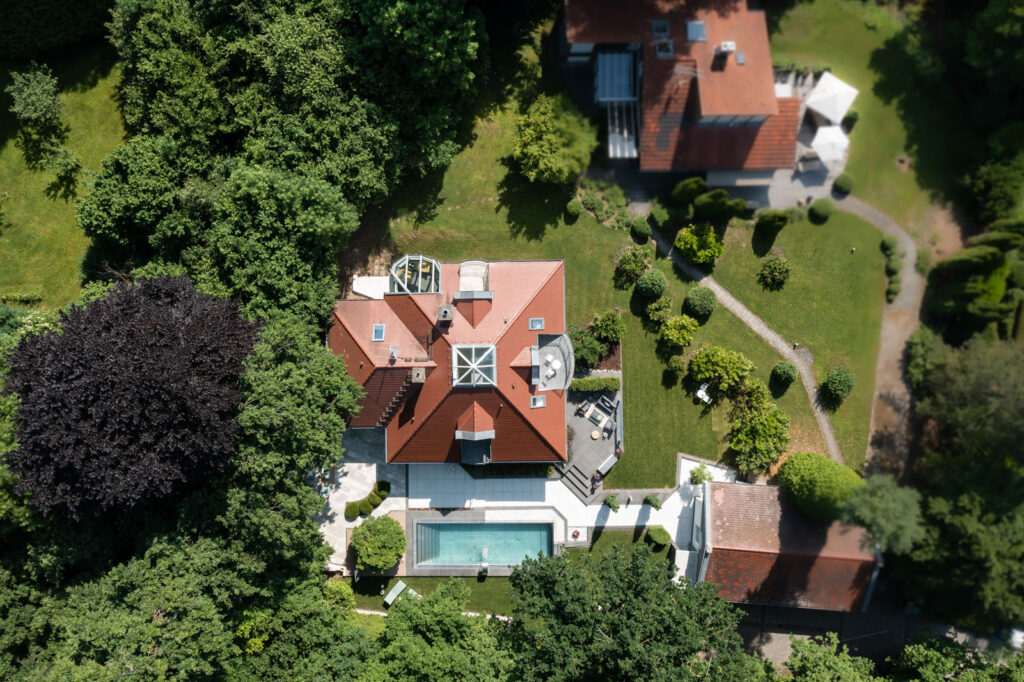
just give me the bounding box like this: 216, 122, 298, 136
811, 125, 849, 166
805, 71, 859, 124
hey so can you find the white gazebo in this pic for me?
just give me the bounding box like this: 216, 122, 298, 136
811, 125, 850, 168
806, 71, 859, 124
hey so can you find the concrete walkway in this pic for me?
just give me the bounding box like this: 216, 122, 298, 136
651, 229, 844, 464
836, 197, 925, 475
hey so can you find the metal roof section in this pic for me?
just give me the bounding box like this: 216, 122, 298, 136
595, 50, 637, 102
390, 254, 442, 294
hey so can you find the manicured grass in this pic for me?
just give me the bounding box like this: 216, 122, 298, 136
568, 528, 671, 562
0, 44, 124, 309
769, 0, 972, 236
346, 576, 513, 615
350, 612, 387, 639
711, 214, 886, 469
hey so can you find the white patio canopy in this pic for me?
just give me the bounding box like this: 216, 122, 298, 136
811, 125, 849, 166
806, 71, 859, 124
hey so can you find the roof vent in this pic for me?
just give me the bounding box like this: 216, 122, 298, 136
437, 303, 455, 324
719, 41, 736, 53
410, 367, 426, 384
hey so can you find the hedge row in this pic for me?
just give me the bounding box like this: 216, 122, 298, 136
0, 291, 43, 305
568, 376, 621, 392
344, 480, 392, 519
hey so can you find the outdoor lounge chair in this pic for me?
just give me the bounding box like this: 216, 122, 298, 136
383, 580, 407, 607
598, 395, 614, 411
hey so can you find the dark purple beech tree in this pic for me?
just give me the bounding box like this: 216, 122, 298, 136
3, 276, 258, 519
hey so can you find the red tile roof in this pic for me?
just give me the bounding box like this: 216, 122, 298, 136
329, 261, 569, 464
705, 482, 876, 611
565, 0, 797, 171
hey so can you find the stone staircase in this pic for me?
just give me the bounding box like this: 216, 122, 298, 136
558, 463, 601, 504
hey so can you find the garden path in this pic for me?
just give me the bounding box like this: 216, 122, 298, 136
650, 229, 844, 464
836, 196, 925, 476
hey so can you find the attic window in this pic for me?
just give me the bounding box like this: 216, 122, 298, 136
530, 395, 546, 409
686, 21, 707, 42
654, 40, 674, 58
651, 20, 669, 39
452, 345, 497, 387
529, 317, 545, 331
372, 324, 385, 341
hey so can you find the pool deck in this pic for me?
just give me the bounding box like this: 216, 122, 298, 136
319, 433, 737, 579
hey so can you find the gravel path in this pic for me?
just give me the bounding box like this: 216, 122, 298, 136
651, 229, 844, 464
835, 197, 925, 475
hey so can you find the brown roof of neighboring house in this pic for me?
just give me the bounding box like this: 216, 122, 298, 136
708, 482, 874, 560
330, 261, 569, 464
705, 482, 876, 611
566, 0, 778, 117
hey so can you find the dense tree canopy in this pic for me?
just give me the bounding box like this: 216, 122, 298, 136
3, 277, 257, 518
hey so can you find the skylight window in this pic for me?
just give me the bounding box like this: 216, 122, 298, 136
452, 345, 497, 387
687, 21, 707, 42
529, 317, 545, 331
530, 395, 546, 409
372, 324, 385, 341
651, 19, 669, 39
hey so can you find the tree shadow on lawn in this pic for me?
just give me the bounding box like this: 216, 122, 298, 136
752, 224, 781, 257
867, 29, 981, 210
497, 160, 569, 241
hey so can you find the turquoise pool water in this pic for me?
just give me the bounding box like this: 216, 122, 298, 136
416, 522, 553, 566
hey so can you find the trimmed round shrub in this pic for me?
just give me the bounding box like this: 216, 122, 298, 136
684, 286, 717, 319
886, 277, 902, 303
670, 176, 707, 207
755, 209, 789, 234
778, 451, 864, 521
644, 493, 662, 510
367, 491, 382, 507
350, 515, 406, 572
885, 254, 902, 277
645, 296, 673, 327
344, 501, 360, 519
566, 198, 583, 221
833, 173, 854, 196
635, 269, 667, 299
841, 109, 859, 130
604, 494, 620, 512
646, 525, 673, 547
820, 365, 855, 406
808, 198, 834, 224
757, 255, 791, 290
375, 480, 391, 498
630, 215, 652, 243
590, 309, 625, 344
771, 361, 799, 387
358, 499, 373, 516
880, 236, 898, 255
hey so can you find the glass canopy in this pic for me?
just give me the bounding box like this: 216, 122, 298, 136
452, 345, 497, 387
390, 254, 442, 294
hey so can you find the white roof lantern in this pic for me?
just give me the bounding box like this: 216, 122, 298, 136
805, 71, 859, 124
452, 344, 497, 387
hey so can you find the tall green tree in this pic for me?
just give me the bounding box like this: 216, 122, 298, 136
838, 475, 924, 555
506, 543, 769, 681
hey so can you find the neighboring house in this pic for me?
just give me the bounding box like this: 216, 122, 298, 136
691, 482, 879, 612
328, 255, 574, 465
563, 0, 799, 186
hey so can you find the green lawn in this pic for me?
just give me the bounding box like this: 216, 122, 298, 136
567, 528, 670, 562
769, 0, 971, 239
711, 214, 886, 469
391, 100, 825, 487
0, 44, 124, 308
346, 576, 513, 615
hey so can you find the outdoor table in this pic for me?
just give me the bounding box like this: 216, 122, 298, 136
590, 430, 601, 440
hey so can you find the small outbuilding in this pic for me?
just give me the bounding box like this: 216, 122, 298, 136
691, 481, 879, 612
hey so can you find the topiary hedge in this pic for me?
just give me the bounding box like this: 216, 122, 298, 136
644, 493, 662, 510
684, 286, 717, 319
880, 236, 898, 255
778, 451, 864, 521
646, 525, 672, 547
358, 499, 373, 516
771, 360, 798, 387
757, 255, 791, 291
604, 494, 620, 512
808, 198, 834, 224
350, 515, 406, 572
568, 377, 621, 392
375, 480, 391, 499
833, 173, 854, 196
820, 365, 855, 407
635, 269, 667, 299
566, 198, 583, 221
344, 501, 360, 519
367, 491, 382, 507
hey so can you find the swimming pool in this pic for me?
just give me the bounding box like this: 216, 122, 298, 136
415, 522, 553, 566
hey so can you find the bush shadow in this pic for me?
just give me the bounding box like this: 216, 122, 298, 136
751, 224, 780, 257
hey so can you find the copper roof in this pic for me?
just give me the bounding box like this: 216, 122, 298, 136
330, 261, 569, 463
